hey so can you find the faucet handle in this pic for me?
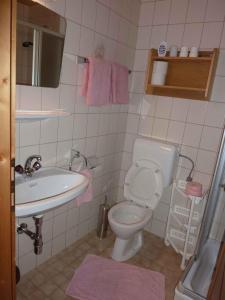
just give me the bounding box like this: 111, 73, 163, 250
15, 165, 24, 174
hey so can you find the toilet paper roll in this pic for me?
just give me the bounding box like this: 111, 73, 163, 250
151, 72, 166, 85
153, 61, 168, 74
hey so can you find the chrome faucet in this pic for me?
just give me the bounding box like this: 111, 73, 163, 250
15, 155, 42, 176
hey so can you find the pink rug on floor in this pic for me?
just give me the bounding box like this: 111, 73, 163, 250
66, 254, 165, 300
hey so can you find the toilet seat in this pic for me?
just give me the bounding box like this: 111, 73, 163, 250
124, 159, 163, 210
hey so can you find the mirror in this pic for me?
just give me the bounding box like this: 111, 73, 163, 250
17, 0, 66, 88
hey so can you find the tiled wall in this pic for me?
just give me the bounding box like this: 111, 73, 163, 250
116, 0, 225, 239
16, 0, 140, 275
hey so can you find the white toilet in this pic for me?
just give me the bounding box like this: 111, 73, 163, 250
108, 138, 177, 261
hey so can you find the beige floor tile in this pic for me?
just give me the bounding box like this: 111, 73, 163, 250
17, 230, 183, 300
39, 281, 59, 296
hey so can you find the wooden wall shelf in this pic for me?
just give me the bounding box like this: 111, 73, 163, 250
145, 48, 219, 100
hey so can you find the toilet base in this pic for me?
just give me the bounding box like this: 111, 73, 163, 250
111, 231, 143, 261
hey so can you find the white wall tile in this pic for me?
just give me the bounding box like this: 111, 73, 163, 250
139, 2, 154, 26
64, 21, 81, 55
16, 0, 142, 276
221, 26, 225, 49
150, 25, 167, 48
40, 143, 57, 167
153, 0, 171, 25
182, 124, 203, 147
200, 22, 223, 49
169, 0, 188, 24
171, 99, 189, 122
196, 149, 217, 174
186, 100, 207, 125
52, 233, 66, 256
138, 116, 154, 137
40, 119, 58, 144
82, 0, 97, 29
53, 213, 67, 238
95, 3, 110, 36
205, 0, 225, 22
217, 51, 225, 76
204, 102, 225, 128
108, 11, 120, 40
140, 95, 156, 117
136, 27, 151, 50
200, 127, 222, 152
19, 252, 36, 276
65, 0, 82, 24
133, 50, 148, 71
42, 87, 60, 110
126, 114, 139, 134
73, 114, 87, 139
20, 86, 42, 110
152, 118, 169, 139
182, 23, 204, 47
20, 122, 41, 147
186, 0, 207, 23
87, 114, 100, 137
58, 115, 74, 141
155, 96, 172, 119
79, 27, 95, 58
167, 121, 185, 144
211, 76, 225, 102
61, 54, 78, 85
166, 24, 184, 47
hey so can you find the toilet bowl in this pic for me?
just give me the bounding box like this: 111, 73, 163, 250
108, 138, 177, 262
109, 201, 152, 261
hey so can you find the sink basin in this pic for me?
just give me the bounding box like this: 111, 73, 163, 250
15, 167, 89, 217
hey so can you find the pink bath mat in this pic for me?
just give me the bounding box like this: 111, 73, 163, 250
66, 254, 165, 300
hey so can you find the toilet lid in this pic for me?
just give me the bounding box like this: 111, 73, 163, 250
124, 159, 163, 209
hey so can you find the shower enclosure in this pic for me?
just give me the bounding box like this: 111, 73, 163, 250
175, 127, 225, 300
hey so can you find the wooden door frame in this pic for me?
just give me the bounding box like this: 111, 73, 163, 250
0, 0, 16, 299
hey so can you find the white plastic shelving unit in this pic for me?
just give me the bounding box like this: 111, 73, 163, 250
165, 180, 208, 270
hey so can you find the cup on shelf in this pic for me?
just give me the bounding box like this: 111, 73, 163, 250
189, 47, 198, 57
179, 46, 189, 57
169, 45, 178, 57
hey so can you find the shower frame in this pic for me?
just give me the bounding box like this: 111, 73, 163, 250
177, 127, 225, 299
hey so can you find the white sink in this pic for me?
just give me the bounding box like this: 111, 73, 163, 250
15, 167, 89, 217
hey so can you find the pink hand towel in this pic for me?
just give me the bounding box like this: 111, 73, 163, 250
111, 62, 129, 104
76, 169, 93, 206
81, 57, 112, 106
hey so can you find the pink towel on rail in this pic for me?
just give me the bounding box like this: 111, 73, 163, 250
81, 57, 112, 106
111, 62, 129, 104
75, 169, 93, 206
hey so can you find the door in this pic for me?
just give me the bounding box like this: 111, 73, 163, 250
0, 0, 16, 299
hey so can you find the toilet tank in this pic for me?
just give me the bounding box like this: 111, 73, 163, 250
133, 139, 177, 187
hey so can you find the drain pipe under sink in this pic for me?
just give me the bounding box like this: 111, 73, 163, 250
17, 215, 43, 255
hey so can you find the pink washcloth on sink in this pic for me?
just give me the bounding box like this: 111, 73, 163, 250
81, 57, 112, 106
76, 169, 93, 206
111, 62, 129, 104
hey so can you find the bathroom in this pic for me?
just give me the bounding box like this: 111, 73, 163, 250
0, 0, 225, 299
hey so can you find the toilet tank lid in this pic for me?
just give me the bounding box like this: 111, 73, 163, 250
133, 138, 177, 188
